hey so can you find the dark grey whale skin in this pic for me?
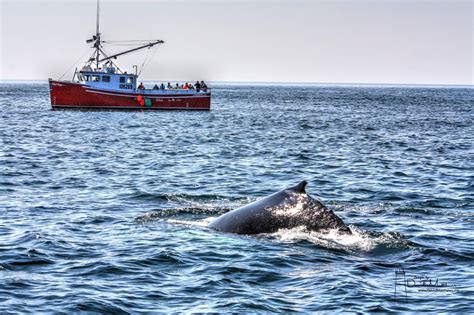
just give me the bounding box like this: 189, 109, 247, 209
209, 181, 351, 235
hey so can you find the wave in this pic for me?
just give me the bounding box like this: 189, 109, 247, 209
267, 225, 409, 252
167, 217, 216, 228
125, 190, 249, 209
126, 191, 233, 202
134, 207, 230, 224
137, 208, 409, 253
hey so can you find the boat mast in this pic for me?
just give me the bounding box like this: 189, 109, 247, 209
95, 0, 100, 69
84, 0, 164, 71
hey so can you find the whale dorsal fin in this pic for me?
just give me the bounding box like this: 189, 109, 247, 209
290, 180, 307, 193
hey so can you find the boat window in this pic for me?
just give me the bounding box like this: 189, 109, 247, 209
102, 75, 110, 82
92, 75, 100, 82
77, 74, 84, 81
127, 77, 134, 84
120, 77, 125, 83
83, 75, 90, 81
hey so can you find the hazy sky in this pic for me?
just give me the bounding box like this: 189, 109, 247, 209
0, 0, 472, 84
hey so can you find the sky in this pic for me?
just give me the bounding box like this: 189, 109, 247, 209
0, 0, 472, 85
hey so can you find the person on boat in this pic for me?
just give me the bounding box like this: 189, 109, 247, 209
152, 84, 159, 90
201, 80, 208, 92
138, 82, 145, 90
105, 61, 116, 74
167, 82, 172, 89
175, 83, 180, 89
160, 83, 165, 90
184, 83, 189, 90
195, 81, 201, 92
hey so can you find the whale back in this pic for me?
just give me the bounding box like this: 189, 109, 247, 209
209, 181, 351, 235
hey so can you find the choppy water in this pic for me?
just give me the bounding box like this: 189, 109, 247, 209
1, 82, 473, 312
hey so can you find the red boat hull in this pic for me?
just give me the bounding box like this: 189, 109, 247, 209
49, 79, 211, 110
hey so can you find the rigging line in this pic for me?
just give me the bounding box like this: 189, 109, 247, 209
58, 47, 94, 80
85, 48, 100, 66
145, 46, 160, 69
138, 45, 160, 77
137, 46, 152, 77
99, 47, 124, 74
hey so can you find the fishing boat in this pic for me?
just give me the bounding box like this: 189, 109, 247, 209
49, 0, 211, 110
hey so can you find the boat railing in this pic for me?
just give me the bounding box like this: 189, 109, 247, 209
138, 88, 211, 94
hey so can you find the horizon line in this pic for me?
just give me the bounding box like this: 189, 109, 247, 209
0, 79, 472, 88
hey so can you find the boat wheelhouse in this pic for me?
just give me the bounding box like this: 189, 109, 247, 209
78, 67, 137, 91
49, 0, 211, 110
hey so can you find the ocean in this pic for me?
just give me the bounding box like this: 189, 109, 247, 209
1, 82, 473, 312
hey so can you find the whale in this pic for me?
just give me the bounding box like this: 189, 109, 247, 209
208, 180, 351, 235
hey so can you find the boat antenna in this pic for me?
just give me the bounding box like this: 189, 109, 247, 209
85, 0, 102, 69
95, 0, 100, 69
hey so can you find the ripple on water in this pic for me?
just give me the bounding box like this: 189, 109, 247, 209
0, 84, 473, 312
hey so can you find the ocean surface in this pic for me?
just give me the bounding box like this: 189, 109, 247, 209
0, 82, 473, 313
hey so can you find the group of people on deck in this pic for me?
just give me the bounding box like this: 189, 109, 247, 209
137, 81, 208, 92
